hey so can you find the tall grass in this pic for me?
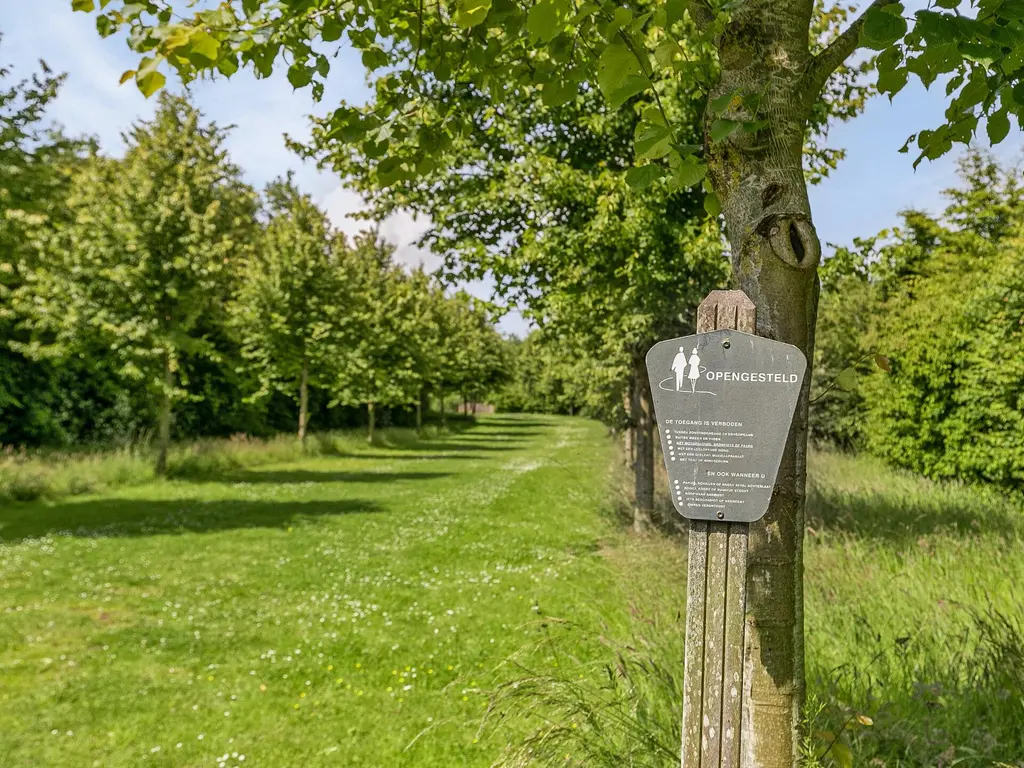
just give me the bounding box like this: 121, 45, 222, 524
486, 449, 1024, 767
0, 418, 474, 504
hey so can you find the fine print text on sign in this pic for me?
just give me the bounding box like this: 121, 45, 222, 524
645, 329, 807, 523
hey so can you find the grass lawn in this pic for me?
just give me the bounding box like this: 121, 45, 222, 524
1, 417, 1022, 767
0, 415, 625, 767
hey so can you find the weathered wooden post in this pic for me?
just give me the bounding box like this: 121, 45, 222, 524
645, 290, 806, 768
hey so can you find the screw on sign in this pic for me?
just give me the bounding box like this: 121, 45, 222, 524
645, 290, 807, 768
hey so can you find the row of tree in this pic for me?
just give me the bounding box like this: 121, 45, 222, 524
0, 60, 504, 470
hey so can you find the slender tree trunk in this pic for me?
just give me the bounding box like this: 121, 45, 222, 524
155, 351, 172, 476
631, 353, 654, 533
699, 4, 824, 762
367, 402, 375, 444
439, 384, 447, 427
622, 387, 634, 466
298, 358, 309, 443
415, 387, 423, 433
463, 393, 468, 415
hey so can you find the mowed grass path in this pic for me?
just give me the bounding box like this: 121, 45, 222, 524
0, 416, 621, 767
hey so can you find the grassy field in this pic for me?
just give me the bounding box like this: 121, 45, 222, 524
1, 417, 1022, 767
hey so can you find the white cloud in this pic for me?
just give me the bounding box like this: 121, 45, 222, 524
321, 186, 439, 271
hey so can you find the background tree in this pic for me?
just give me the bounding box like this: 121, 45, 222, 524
15, 94, 257, 472
813, 151, 1024, 488
0, 48, 94, 445
232, 177, 353, 442
333, 235, 417, 442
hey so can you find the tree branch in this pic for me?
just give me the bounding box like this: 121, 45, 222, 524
804, 0, 887, 95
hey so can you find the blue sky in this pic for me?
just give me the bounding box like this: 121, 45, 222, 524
4, 3, 1020, 336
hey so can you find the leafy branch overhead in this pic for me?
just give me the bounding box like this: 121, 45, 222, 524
74, 0, 1018, 192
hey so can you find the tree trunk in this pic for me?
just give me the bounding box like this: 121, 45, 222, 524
298, 358, 309, 443
439, 384, 447, 427
622, 386, 634, 466
415, 387, 423, 433
631, 352, 654, 533
155, 351, 172, 476
367, 402, 376, 444
700, 4, 823, 763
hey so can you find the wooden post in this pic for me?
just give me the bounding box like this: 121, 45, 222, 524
681, 290, 755, 768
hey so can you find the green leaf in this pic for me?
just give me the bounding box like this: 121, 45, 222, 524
709, 118, 741, 143
671, 157, 707, 188
72, 0, 95, 11
287, 62, 313, 88
96, 14, 114, 37
361, 47, 388, 70
136, 69, 165, 98
597, 43, 648, 108
861, 3, 908, 50
877, 66, 908, 98
830, 743, 854, 768
527, 0, 567, 43
454, 0, 492, 28
959, 42, 999, 67
653, 40, 677, 70
634, 122, 672, 160
119, 69, 136, 85
322, 16, 343, 42
874, 354, 891, 374
987, 107, 1010, 145
1012, 81, 1024, 105
703, 192, 721, 217
187, 30, 220, 63
641, 105, 667, 127
710, 90, 738, 115
217, 55, 239, 77
835, 367, 858, 392
625, 164, 664, 190
665, 0, 686, 25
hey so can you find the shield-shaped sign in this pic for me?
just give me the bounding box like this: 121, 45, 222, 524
645, 329, 807, 523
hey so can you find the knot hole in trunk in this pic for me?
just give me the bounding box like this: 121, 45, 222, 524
757, 215, 820, 269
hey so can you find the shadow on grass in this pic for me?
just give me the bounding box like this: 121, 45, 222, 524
398, 442, 520, 453
806, 476, 1023, 542
214, 470, 453, 485
0, 497, 382, 542
338, 452, 485, 461
478, 418, 554, 428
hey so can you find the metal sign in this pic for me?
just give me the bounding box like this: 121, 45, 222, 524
645, 329, 806, 523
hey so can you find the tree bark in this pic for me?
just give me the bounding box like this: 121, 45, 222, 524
631, 352, 654, 533
298, 358, 309, 443
155, 351, 172, 476
701, 3, 824, 763
367, 401, 376, 444
439, 384, 447, 427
